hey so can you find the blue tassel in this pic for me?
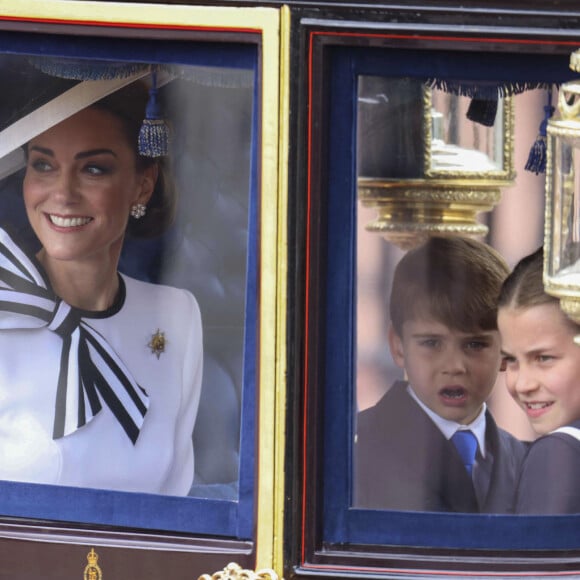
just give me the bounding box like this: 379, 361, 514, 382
525, 91, 554, 175
138, 70, 169, 157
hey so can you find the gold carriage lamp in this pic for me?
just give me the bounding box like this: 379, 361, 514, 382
357, 77, 515, 250
544, 49, 580, 337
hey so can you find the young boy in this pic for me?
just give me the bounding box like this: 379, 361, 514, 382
354, 236, 527, 513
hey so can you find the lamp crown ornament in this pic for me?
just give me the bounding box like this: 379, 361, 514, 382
544, 48, 580, 338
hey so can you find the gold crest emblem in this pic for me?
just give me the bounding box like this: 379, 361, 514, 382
148, 329, 166, 359
84, 548, 102, 580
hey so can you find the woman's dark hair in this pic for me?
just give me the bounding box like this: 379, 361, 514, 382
91, 80, 177, 239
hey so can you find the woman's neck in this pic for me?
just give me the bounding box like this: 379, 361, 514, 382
37, 250, 120, 312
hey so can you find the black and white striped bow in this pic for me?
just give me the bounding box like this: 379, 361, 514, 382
0, 227, 148, 443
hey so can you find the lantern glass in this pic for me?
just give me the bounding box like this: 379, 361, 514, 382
547, 129, 580, 286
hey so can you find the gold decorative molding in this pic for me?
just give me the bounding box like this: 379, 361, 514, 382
198, 562, 280, 580
358, 177, 500, 250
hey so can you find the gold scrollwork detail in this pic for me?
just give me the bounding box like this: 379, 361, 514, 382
198, 562, 280, 580
367, 222, 488, 235
358, 177, 500, 249
503, 97, 516, 180
398, 189, 500, 204
365, 222, 488, 251
359, 183, 500, 205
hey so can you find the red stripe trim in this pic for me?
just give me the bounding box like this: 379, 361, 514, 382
310, 29, 580, 46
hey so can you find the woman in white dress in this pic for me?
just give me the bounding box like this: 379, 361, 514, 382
0, 82, 203, 496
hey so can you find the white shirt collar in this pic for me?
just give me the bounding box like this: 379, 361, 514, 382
407, 384, 487, 457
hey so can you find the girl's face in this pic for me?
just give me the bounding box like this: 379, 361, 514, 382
498, 302, 580, 435
23, 107, 156, 268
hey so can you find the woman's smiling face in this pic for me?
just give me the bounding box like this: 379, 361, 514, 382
499, 302, 580, 435
23, 107, 155, 268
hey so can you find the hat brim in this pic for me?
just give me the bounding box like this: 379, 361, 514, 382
0, 54, 249, 178
0, 56, 150, 178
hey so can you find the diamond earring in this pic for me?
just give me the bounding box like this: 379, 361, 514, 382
130, 203, 147, 219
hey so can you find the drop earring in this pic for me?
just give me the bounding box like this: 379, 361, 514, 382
131, 203, 147, 219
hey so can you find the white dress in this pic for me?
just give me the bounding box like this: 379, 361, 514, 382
0, 272, 203, 496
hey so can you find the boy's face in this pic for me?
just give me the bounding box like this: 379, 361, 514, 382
388, 315, 502, 425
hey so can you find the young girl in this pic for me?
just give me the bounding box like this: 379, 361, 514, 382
497, 247, 580, 514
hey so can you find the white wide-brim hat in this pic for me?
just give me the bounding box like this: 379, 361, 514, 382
0, 54, 155, 180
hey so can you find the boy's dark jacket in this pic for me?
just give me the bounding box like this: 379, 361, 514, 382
354, 381, 528, 513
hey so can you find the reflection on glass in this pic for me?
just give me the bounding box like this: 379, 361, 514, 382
357, 76, 424, 179
0, 54, 253, 500
429, 89, 506, 173
354, 75, 535, 515
357, 76, 511, 180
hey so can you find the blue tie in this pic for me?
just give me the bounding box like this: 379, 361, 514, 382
452, 430, 478, 476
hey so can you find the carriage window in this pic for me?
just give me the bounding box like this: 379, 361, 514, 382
301, 36, 580, 571
0, 14, 267, 543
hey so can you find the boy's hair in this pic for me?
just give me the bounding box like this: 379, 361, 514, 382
389, 236, 509, 336
497, 246, 559, 310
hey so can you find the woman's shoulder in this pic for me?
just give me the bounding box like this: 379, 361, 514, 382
121, 273, 197, 300
119, 274, 201, 321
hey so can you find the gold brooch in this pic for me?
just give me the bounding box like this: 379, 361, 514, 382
148, 329, 166, 359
